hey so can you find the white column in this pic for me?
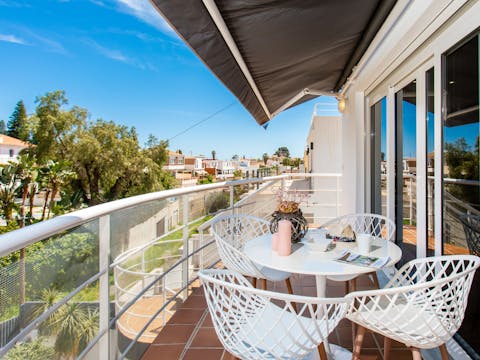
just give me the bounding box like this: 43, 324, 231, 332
386, 86, 396, 222
182, 195, 189, 299
99, 215, 110, 360
416, 71, 427, 259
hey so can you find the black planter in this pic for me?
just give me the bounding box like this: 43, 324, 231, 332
269, 209, 308, 243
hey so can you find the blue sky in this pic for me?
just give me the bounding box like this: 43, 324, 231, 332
0, 0, 339, 159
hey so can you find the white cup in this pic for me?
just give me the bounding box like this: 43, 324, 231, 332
308, 228, 327, 242
357, 233, 373, 255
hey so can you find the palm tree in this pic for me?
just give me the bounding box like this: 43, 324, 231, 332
15, 154, 38, 226
35, 289, 99, 359
40, 161, 75, 220
0, 164, 19, 221
262, 153, 269, 165
211, 150, 216, 160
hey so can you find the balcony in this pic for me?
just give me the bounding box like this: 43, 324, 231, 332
0, 174, 346, 359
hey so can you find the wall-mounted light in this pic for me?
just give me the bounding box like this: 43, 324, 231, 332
337, 96, 346, 113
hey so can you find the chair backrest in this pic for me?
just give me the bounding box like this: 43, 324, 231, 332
211, 214, 270, 278
347, 255, 480, 348
460, 214, 480, 256
199, 269, 350, 360
321, 213, 396, 241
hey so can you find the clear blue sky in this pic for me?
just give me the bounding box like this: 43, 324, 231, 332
0, 0, 339, 159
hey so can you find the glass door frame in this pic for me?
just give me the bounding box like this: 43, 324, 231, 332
366, 60, 435, 259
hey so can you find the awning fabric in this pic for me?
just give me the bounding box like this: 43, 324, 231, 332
151, 0, 396, 125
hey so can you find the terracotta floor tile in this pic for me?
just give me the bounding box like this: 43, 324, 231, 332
201, 313, 214, 327
190, 328, 223, 348
183, 348, 224, 360
141, 344, 184, 360
181, 294, 207, 308
168, 308, 206, 325
153, 324, 195, 344
387, 349, 417, 359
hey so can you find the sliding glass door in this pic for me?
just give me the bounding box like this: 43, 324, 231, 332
443, 33, 480, 355
370, 98, 387, 216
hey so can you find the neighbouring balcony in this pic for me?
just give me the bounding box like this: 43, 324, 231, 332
0, 173, 343, 359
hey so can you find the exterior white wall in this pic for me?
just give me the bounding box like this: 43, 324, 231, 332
306, 115, 342, 174
0, 145, 26, 164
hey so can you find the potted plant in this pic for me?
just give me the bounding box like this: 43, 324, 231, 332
269, 189, 308, 243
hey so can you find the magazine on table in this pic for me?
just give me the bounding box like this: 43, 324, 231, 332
334, 250, 390, 268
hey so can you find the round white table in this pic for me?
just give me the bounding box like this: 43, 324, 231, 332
243, 235, 402, 360
244, 234, 402, 298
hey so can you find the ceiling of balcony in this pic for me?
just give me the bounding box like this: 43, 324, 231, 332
151, 0, 396, 125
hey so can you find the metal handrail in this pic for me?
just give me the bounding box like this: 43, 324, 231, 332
76, 238, 218, 360
0, 176, 297, 257
0, 172, 342, 358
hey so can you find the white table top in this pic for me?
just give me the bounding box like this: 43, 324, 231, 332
244, 235, 402, 277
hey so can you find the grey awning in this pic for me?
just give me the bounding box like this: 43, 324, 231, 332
152, 0, 396, 125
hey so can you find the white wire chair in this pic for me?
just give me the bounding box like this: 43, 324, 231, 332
211, 214, 294, 292
346, 255, 480, 360
320, 213, 396, 290
199, 269, 351, 360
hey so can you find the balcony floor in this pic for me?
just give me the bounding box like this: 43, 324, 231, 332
141, 273, 420, 360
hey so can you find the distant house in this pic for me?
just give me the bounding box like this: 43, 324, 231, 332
184, 156, 205, 176
202, 159, 235, 179
0, 134, 30, 165
162, 151, 186, 174
233, 158, 260, 176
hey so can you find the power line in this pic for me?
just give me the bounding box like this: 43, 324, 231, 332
167, 101, 237, 142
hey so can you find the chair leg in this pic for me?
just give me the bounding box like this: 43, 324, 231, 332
371, 272, 380, 289
439, 344, 449, 360
285, 278, 294, 295
349, 278, 357, 292
352, 325, 366, 360
349, 279, 357, 346
410, 347, 422, 360
252, 277, 257, 288
384, 336, 391, 360
262, 278, 267, 290
317, 342, 328, 360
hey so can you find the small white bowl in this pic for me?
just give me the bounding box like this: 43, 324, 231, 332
302, 238, 331, 252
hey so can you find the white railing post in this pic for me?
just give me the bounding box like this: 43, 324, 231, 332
409, 177, 413, 225
99, 215, 110, 360
230, 185, 235, 213
182, 195, 189, 299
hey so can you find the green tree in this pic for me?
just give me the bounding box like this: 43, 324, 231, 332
444, 137, 479, 208
274, 146, 290, 158
31, 91, 87, 162
7, 100, 29, 141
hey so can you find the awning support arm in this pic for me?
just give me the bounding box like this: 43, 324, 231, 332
271, 88, 338, 118
202, 0, 272, 120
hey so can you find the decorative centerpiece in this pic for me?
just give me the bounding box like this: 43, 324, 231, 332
269, 190, 309, 243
